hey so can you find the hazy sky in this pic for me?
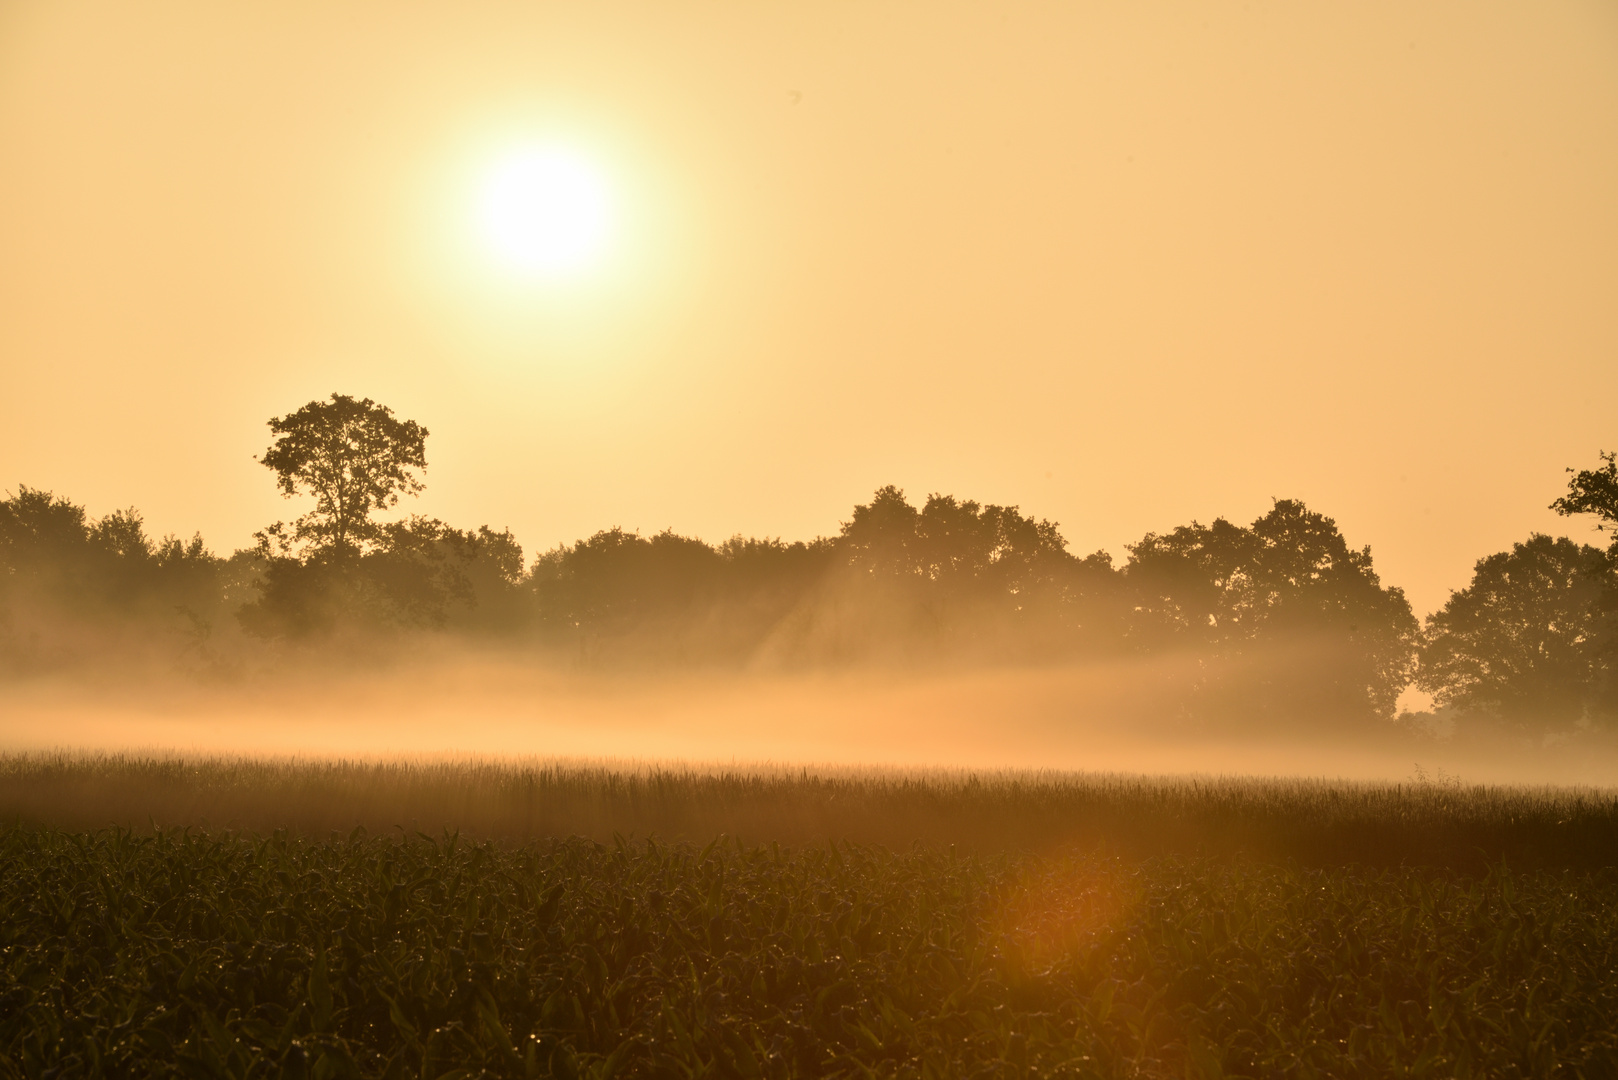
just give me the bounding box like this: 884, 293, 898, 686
2, 0, 1614, 616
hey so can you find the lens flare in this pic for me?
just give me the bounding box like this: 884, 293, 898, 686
477, 147, 612, 277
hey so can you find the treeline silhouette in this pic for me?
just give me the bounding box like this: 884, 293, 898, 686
1, 395, 1614, 735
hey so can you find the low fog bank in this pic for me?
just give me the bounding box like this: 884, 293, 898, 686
9, 467, 1617, 760
4, 656, 1617, 787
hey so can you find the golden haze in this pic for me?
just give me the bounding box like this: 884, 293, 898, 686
1, 1, 1616, 618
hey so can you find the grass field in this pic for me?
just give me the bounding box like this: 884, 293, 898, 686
4, 756, 1618, 1077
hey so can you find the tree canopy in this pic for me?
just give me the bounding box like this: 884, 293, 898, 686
1552, 449, 1618, 553
258, 394, 428, 558
9, 398, 1614, 739
0, 471, 1426, 726
1124, 500, 1419, 722
1417, 535, 1615, 731
0, 486, 236, 671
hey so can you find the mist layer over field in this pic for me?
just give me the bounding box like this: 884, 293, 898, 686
5, 657, 1616, 788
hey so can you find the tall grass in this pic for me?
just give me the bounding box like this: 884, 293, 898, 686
5, 753, 1617, 869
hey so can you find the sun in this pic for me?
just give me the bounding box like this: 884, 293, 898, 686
477, 147, 612, 278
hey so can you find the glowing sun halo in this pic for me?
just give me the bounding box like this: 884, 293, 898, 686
477, 148, 612, 278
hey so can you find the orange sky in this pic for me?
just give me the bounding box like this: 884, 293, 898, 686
1, 0, 1614, 616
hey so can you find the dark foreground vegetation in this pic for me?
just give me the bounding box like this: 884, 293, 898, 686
7, 755, 1618, 871
5, 761, 1618, 1078
4, 394, 1617, 737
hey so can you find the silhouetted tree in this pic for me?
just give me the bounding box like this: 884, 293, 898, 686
237, 515, 524, 640
0, 488, 97, 623
0, 487, 228, 669
1544, 451, 1618, 723
1417, 535, 1615, 732
368, 517, 527, 631
716, 535, 837, 599
839, 488, 1073, 596
241, 396, 465, 640
1125, 500, 1418, 722
9, 438, 1459, 709
257, 394, 428, 559
1552, 450, 1618, 553
806, 486, 1104, 660
1125, 517, 1256, 648
524, 524, 852, 665
440, 524, 528, 633
528, 529, 722, 661
839, 486, 923, 582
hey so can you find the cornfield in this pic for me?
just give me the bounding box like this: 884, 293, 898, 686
2, 757, 1617, 1077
